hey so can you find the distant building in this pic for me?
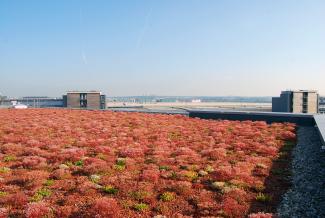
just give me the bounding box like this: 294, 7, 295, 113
319, 96, 325, 114
1, 96, 63, 108
0, 95, 5, 105
63, 91, 106, 109
272, 90, 319, 113
20, 96, 63, 108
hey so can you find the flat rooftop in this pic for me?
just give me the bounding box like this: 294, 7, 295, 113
66, 91, 102, 94
281, 90, 318, 93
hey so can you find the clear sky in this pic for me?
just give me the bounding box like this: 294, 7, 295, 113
0, 0, 324, 97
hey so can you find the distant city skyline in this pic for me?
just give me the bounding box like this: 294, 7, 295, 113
1, 0, 324, 97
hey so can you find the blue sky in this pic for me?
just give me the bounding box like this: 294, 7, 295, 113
0, 0, 324, 97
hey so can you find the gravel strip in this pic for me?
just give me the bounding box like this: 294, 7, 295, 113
277, 126, 325, 218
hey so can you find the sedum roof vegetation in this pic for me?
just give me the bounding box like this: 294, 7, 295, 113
0, 109, 296, 218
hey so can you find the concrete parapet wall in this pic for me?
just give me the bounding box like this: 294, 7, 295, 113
188, 110, 315, 126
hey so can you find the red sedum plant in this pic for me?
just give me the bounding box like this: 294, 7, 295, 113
0, 109, 296, 217
88, 197, 120, 218
25, 202, 52, 218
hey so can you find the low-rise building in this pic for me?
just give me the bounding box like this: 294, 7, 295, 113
63, 91, 106, 109
272, 90, 319, 114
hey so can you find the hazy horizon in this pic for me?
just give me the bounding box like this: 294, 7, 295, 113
2, 93, 275, 99
1, 0, 324, 97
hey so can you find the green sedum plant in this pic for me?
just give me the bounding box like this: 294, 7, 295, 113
102, 185, 118, 195
204, 165, 214, 173
133, 203, 149, 211
256, 193, 272, 203
0, 191, 8, 197
159, 166, 170, 171
44, 179, 54, 186
116, 158, 126, 166
159, 191, 175, 202
114, 158, 126, 171
184, 171, 198, 181
0, 167, 10, 173
130, 190, 151, 201
3, 155, 16, 162
64, 161, 74, 167
114, 164, 125, 171
74, 160, 84, 166
31, 188, 52, 202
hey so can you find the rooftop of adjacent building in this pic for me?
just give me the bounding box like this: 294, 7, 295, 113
66, 91, 103, 94
281, 90, 318, 94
